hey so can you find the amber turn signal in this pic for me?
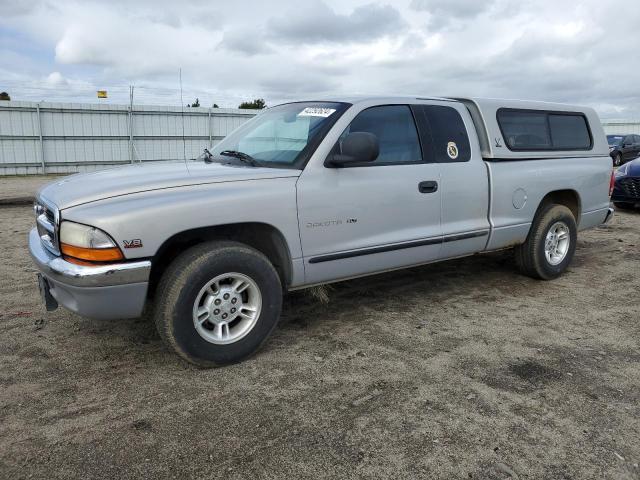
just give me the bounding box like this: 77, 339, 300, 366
61, 243, 124, 262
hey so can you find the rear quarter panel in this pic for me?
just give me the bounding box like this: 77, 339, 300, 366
485, 156, 612, 250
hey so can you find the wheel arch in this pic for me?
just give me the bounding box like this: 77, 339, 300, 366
533, 189, 581, 225
147, 222, 293, 299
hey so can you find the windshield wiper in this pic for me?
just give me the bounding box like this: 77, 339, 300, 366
219, 150, 261, 167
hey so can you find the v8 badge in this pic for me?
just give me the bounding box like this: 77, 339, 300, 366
123, 239, 143, 249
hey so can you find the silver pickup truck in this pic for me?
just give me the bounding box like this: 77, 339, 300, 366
29, 96, 614, 366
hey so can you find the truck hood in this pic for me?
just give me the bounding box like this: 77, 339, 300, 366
39, 161, 301, 209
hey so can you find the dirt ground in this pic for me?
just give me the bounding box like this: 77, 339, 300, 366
0, 175, 63, 204
0, 204, 639, 480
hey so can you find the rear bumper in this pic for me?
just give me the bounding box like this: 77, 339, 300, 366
28, 228, 151, 320
602, 207, 615, 224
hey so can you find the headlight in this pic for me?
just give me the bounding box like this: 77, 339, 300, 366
60, 221, 124, 263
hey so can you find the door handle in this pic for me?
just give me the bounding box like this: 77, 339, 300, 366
418, 181, 438, 193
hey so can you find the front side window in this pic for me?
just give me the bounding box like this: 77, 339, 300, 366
210, 102, 348, 169
497, 109, 592, 151
337, 105, 422, 165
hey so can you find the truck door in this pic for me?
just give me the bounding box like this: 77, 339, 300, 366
415, 103, 490, 259
296, 104, 442, 285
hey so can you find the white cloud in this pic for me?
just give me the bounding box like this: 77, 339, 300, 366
45, 71, 68, 86
0, 0, 639, 117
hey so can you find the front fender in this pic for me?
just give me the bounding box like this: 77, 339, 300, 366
61, 177, 303, 261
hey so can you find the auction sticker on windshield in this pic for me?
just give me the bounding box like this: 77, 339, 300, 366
298, 107, 336, 117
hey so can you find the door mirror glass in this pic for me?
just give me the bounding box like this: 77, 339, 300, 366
327, 132, 379, 167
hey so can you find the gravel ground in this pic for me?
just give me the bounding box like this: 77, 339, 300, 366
0, 204, 639, 480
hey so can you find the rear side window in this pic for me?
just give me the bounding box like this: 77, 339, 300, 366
421, 105, 471, 162
339, 105, 422, 165
497, 109, 592, 151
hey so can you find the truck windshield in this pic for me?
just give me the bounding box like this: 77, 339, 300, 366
209, 102, 349, 169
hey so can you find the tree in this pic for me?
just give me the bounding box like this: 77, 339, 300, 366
212, 103, 219, 108
238, 98, 266, 109
0, 92, 10, 101
188, 98, 200, 108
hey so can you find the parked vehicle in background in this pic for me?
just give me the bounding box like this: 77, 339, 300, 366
612, 157, 640, 209
29, 96, 614, 367
608, 134, 640, 166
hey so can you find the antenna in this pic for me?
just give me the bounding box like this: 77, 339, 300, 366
179, 68, 187, 164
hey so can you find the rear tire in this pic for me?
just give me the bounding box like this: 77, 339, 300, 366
154, 241, 282, 367
515, 204, 577, 280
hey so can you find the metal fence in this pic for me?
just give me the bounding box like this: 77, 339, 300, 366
602, 121, 640, 135
0, 101, 255, 175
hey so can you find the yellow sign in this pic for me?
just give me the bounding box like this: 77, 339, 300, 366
97, 90, 107, 98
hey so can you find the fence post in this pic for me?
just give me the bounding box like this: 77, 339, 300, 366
128, 86, 134, 163
208, 107, 213, 148
36, 103, 46, 173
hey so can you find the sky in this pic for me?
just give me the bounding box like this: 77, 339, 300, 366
1, 0, 639, 119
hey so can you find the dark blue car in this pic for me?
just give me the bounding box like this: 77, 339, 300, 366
612, 158, 640, 209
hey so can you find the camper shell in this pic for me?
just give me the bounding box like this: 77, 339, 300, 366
453, 97, 609, 160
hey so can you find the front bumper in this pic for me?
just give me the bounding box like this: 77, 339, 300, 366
28, 228, 151, 320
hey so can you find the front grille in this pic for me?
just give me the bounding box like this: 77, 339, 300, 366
619, 177, 640, 198
34, 199, 60, 255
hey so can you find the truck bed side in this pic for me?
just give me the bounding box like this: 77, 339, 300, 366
484, 157, 612, 250
453, 97, 612, 251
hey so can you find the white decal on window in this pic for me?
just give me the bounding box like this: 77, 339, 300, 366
298, 107, 336, 118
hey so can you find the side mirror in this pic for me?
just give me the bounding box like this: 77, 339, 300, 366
326, 132, 379, 167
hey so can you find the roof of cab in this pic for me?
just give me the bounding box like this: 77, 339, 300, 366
303, 94, 456, 105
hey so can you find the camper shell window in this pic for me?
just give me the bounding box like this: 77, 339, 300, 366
497, 108, 593, 152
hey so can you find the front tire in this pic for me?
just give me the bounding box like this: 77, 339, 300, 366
515, 204, 577, 280
154, 241, 282, 367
